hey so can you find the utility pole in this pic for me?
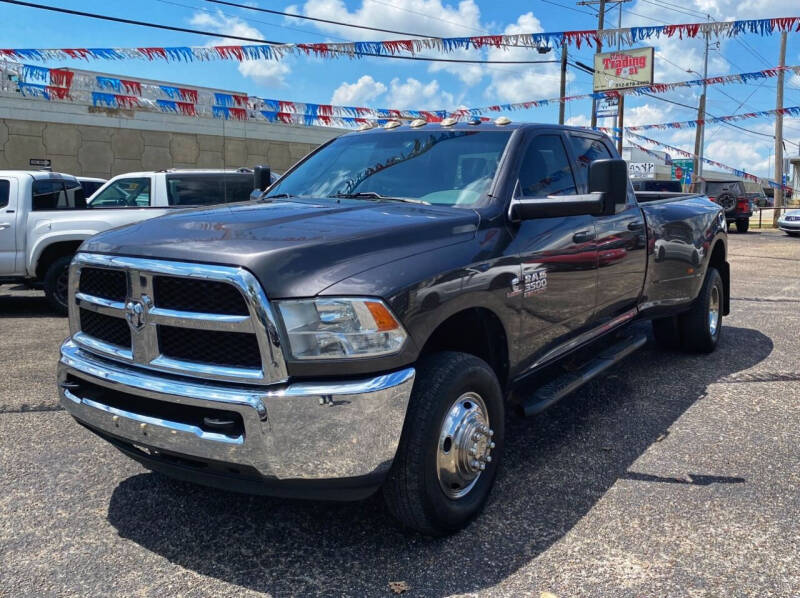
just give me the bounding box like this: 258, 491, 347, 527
587, 0, 605, 129
615, 1, 623, 153
559, 44, 567, 125
691, 20, 710, 192
773, 31, 787, 226
577, 0, 631, 130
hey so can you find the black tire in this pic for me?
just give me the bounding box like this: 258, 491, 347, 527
787, 231, 800, 237
679, 267, 723, 353
382, 352, 504, 536
652, 315, 682, 350
43, 255, 72, 316
735, 219, 749, 233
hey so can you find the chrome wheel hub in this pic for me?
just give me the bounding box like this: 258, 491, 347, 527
436, 392, 494, 499
709, 285, 720, 336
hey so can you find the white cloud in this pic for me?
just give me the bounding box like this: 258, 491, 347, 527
285, 0, 485, 40
481, 12, 572, 103
331, 75, 387, 105
388, 77, 454, 109
189, 11, 291, 87
287, 0, 488, 85
566, 114, 591, 127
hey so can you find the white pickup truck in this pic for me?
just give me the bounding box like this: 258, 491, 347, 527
0, 168, 265, 313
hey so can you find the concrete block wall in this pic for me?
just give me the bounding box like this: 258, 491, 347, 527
0, 96, 341, 178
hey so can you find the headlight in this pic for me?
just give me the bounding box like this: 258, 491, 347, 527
276, 298, 407, 360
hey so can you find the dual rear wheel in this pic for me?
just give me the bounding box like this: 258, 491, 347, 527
652, 267, 723, 353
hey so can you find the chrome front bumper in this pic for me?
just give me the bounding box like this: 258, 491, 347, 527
59, 339, 415, 486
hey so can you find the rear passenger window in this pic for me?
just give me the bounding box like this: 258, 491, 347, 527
65, 181, 86, 209
0, 180, 9, 208
166, 174, 253, 206
569, 135, 612, 188
518, 135, 577, 197
32, 180, 67, 210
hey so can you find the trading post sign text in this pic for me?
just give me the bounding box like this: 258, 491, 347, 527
593, 47, 654, 92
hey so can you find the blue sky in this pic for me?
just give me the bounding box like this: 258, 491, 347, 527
3, 0, 800, 177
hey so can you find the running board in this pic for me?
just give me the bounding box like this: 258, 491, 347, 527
520, 334, 648, 417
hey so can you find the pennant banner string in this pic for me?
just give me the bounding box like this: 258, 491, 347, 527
615, 129, 791, 191
7, 59, 799, 124
1, 16, 800, 63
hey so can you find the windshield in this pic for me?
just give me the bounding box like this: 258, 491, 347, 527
268, 129, 512, 207
706, 181, 743, 196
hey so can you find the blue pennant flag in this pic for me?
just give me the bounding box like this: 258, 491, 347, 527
96, 76, 122, 92
22, 64, 50, 83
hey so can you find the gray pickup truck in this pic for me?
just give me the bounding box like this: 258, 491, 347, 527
58, 122, 729, 535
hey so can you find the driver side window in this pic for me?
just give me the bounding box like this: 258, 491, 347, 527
88, 178, 151, 208
518, 135, 577, 198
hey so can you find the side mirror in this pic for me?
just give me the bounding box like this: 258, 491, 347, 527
589, 158, 628, 213
253, 164, 271, 192
509, 193, 604, 221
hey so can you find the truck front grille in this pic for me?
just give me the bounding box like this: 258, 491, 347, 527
78, 267, 127, 302
69, 254, 288, 385
79, 308, 131, 348
153, 276, 248, 315
159, 326, 261, 369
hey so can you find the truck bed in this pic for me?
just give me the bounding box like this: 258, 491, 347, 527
634, 191, 707, 204
637, 192, 728, 319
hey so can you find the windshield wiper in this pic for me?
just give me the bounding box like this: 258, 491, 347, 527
333, 192, 429, 205
264, 193, 295, 199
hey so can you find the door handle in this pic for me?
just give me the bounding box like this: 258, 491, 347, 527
627, 221, 644, 231
0, 223, 11, 230
572, 230, 595, 243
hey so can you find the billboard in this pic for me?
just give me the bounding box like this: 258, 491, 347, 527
593, 47, 654, 92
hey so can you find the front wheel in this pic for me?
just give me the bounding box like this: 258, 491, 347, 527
43, 255, 73, 316
382, 352, 504, 536
735, 218, 749, 233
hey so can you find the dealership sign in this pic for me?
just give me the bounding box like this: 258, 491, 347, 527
671, 158, 694, 184
593, 47, 654, 92
596, 96, 619, 120
629, 162, 655, 179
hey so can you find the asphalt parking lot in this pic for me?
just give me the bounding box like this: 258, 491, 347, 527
1, 231, 799, 597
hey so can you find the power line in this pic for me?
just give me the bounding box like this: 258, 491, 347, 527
155, 0, 351, 42
204, 0, 449, 38
0, 0, 281, 44
542, 0, 597, 17
364, 0, 489, 35
203, 0, 548, 52
0, 0, 558, 64
638, 0, 707, 20
569, 60, 800, 146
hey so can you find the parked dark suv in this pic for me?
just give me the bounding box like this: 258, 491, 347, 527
700, 180, 752, 233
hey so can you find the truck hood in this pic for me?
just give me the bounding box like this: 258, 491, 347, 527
80, 198, 479, 297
